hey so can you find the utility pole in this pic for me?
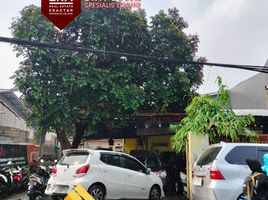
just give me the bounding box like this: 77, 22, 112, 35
39, 134, 46, 157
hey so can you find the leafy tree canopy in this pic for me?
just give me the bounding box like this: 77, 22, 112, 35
11, 5, 204, 149
171, 77, 256, 153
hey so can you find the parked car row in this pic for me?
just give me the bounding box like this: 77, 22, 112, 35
8, 143, 268, 200
6, 142, 264, 200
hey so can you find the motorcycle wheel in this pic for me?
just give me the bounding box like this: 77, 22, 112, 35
29, 196, 36, 200
22, 178, 29, 190
52, 195, 64, 200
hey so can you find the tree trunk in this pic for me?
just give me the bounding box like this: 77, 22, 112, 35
72, 122, 88, 148
56, 129, 71, 150
72, 107, 89, 149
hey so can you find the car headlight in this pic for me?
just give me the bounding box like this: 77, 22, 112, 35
160, 170, 167, 179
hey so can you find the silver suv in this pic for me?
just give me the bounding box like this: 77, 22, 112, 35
192, 142, 268, 200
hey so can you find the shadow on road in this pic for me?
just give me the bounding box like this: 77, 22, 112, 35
2, 191, 187, 200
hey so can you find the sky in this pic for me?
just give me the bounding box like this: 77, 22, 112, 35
1, 0, 268, 94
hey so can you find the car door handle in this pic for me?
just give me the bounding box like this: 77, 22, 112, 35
128, 175, 131, 177
103, 170, 108, 173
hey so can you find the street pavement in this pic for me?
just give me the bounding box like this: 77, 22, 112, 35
3, 191, 187, 200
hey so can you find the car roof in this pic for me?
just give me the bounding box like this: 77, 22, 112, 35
209, 142, 268, 148
130, 150, 159, 157
62, 149, 132, 157
61, 149, 148, 167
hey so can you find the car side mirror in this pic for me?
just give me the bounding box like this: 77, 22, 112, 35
146, 168, 151, 175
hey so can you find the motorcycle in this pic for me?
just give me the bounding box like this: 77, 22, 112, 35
0, 166, 11, 195
11, 165, 29, 190
0, 161, 29, 195
27, 164, 51, 200
179, 171, 187, 197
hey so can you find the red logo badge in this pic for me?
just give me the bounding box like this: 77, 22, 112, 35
42, 0, 81, 30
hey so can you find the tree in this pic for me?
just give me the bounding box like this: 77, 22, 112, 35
11, 5, 204, 149
171, 77, 256, 153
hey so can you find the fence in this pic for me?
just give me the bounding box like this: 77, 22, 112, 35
257, 134, 268, 143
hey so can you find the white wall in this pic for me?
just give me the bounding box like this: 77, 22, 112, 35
45, 132, 57, 145
0, 102, 27, 131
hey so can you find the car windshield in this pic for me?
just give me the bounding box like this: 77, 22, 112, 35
146, 156, 161, 168
59, 152, 89, 166
135, 156, 146, 164
196, 147, 222, 166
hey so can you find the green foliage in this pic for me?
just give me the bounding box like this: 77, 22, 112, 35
11, 6, 204, 136
171, 76, 256, 153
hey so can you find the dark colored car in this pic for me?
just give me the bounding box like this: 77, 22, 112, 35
159, 151, 186, 195
129, 150, 167, 186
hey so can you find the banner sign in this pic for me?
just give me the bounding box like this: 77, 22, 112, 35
41, 0, 81, 30
27, 144, 40, 166
0, 144, 28, 167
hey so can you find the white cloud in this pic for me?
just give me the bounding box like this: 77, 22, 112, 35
180, 0, 268, 93
0, 0, 38, 90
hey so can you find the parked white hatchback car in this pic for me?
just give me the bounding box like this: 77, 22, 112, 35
192, 142, 268, 200
45, 149, 164, 200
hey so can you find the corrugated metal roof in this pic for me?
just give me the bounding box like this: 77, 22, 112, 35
230, 72, 268, 109
0, 89, 29, 120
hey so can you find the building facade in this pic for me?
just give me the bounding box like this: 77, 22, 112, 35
0, 89, 34, 143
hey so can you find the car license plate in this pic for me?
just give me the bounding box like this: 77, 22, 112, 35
193, 177, 202, 186
56, 186, 68, 194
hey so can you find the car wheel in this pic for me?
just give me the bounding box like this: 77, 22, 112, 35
149, 185, 161, 200
88, 185, 105, 200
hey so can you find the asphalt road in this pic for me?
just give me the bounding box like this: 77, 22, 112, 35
3, 191, 187, 200
3, 192, 49, 200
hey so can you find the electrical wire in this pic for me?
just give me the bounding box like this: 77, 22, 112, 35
0, 36, 268, 73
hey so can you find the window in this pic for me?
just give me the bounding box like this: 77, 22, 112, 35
100, 154, 121, 167
59, 152, 89, 166
257, 147, 268, 165
122, 156, 146, 173
197, 147, 222, 166
225, 146, 257, 165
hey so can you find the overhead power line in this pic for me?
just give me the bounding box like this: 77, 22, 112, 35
0, 36, 267, 73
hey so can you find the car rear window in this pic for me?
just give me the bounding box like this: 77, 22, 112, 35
257, 147, 268, 165
196, 147, 222, 166
59, 152, 89, 166
225, 146, 257, 165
